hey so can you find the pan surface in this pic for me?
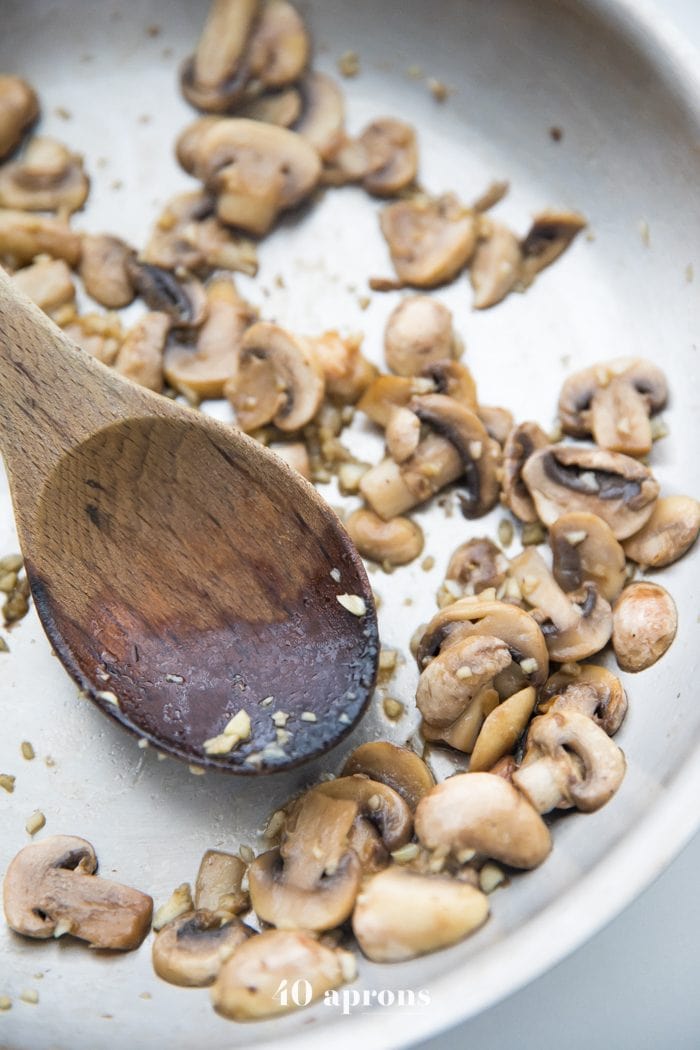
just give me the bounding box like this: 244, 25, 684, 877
1, 1, 699, 1047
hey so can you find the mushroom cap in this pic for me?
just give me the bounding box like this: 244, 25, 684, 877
416, 633, 512, 727
352, 867, 489, 963
237, 86, 303, 127
612, 581, 677, 672
419, 359, 478, 410
359, 117, 418, 197
227, 320, 325, 431
313, 774, 413, 852
521, 444, 659, 539
0, 136, 89, 214
357, 373, 435, 428
181, 0, 259, 113
416, 598, 549, 690
477, 404, 515, 447
469, 685, 537, 773
79, 234, 136, 310
470, 220, 522, 309
247, 0, 310, 89
550, 511, 627, 602
421, 685, 500, 754
341, 741, 435, 811
514, 709, 626, 813
384, 296, 455, 376
502, 421, 549, 523
520, 208, 586, 283
380, 193, 477, 288
142, 191, 258, 277
538, 664, 627, 736
415, 772, 551, 869
12, 257, 76, 316
127, 261, 208, 328
3, 835, 153, 949
152, 911, 254, 987
295, 72, 345, 160
344, 507, 424, 566
536, 582, 613, 663
558, 358, 668, 440
0, 74, 39, 160
623, 495, 700, 568
211, 929, 351, 1020
195, 849, 248, 914
445, 536, 509, 595
410, 393, 501, 518
0, 208, 82, 268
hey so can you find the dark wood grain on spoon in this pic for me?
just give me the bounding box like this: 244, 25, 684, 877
0, 272, 378, 772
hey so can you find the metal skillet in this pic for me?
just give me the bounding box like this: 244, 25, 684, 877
0, 0, 699, 1047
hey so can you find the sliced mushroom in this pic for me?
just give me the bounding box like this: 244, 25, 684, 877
416, 597, 549, 690
0, 75, 38, 160
421, 685, 500, 753
384, 295, 457, 376
313, 775, 413, 853
417, 633, 512, 729
79, 234, 136, 309
550, 511, 626, 602
164, 276, 256, 399
513, 710, 626, 813
225, 321, 324, 431
0, 136, 89, 213
558, 358, 668, 457
181, 0, 260, 113
623, 496, 700, 568
62, 311, 123, 366
3, 835, 153, 949
470, 220, 522, 309
501, 421, 549, 523
420, 359, 478, 410
247, 0, 309, 89
345, 507, 424, 566
178, 117, 321, 235
269, 441, 311, 478
522, 444, 659, 540
520, 209, 586, 285
195, 850, 248, 915
352, 867, 489, 963
153, 911, 254, 986
248, 791, 361, 930
538, 664, 627, 736
358, 118, 418, 197
127, 261, 207, 328
385, 405, 421, 462
115, 311, 170, 392
379, 193, 477, 288
477, 404, 515, 447
611, 581, 677, 672
0, 208, 82, 268
211, 930, 354, 1020
341, 742, 435, 811
445, 537, 509, 596
469, 686, 536, 773
415, 772, 551, 869
142, 191, 258, 276
11, 257, 75, 318
309, 329, 376, 403
295, 72, 345, 160
237, 85, 301, 126
357, 373, 436, 428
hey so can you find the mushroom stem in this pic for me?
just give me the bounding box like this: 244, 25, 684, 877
360, 434, 462, 520
510, 759, 568, 814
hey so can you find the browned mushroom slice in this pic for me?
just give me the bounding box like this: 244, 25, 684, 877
522, 444, 659, 540
11, 257, 75, 318
79, 234, 136, 309
612, 581, 677, 672
237, 86, 301, 126
127, 261, 208, 329
384, 296, 457, 376
520, 209, 586, 285
538, 664, 627, 736
295, 72, 345, 160
341, 741, 435, 811
313, 775, 413, 853
558, 357, 668, 456
142, 191, 258, 276
470, 220, 522, 309
445, 537, 508, 596
248, 791, 361, 930
0, 208, 81, 268
0, 75, 38, 160
153, 911, 254, 986
421, 685, 501, 754
502, 421, 549, 522
623, 495, 700, 568
419, 360, 478, 410
0, 136, 89, 213
359, 118, 418, 197
308, 329, 376, 403
357, 373, 435, 428
469, 685, 537, 772
115, 311, 170, 392
345, 508, 424, 566
385, 406, 421, 463
247, 0, 309, 89
379, 193, 477, 288
226, 320, 325, 431
322, 134, 372, 186
178, 117, 321, 235
195, 850, 249, 915
62, 312, 123, 366
416, 633, 512, 729
181, 0, 260, 113
550, 511, 626, 602
471, 179, 510, 213
165, 276, 257, 399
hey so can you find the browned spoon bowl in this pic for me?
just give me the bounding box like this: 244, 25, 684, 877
0, 274, 378, 773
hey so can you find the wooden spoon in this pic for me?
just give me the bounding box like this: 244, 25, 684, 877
0, 274, 378, 773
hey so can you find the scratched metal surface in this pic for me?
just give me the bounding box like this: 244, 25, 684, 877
1, 0, 699, 1047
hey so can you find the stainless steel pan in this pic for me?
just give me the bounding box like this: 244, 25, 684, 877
1, 1, 699, 1047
